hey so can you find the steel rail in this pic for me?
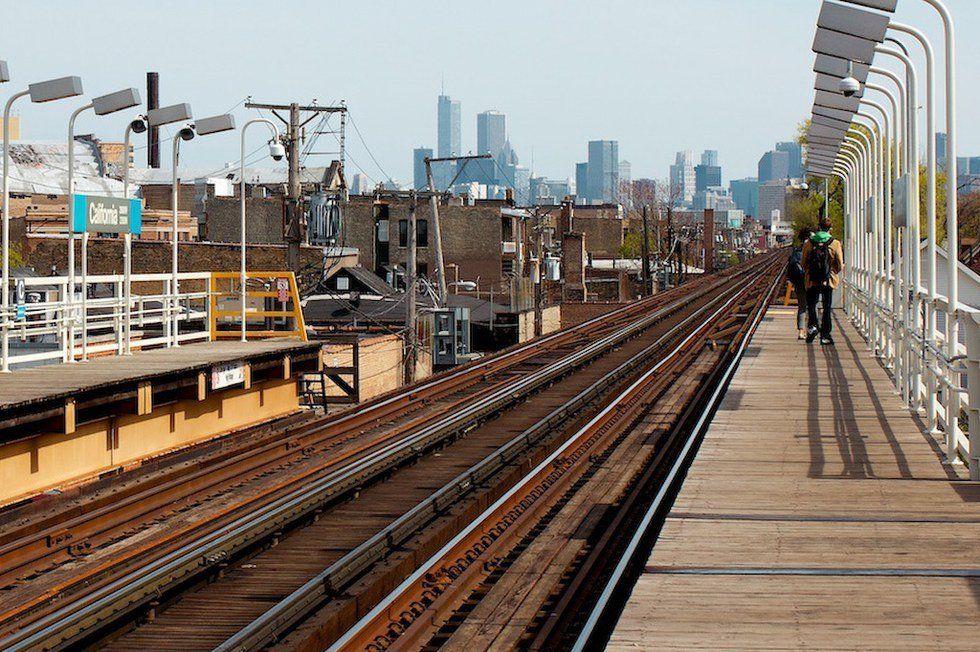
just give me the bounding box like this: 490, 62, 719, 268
0, 262, 756, 652
326, 258, 780, 652
0, 267, 708, 604
213, 262, 775, 652
570, 257, 782, 652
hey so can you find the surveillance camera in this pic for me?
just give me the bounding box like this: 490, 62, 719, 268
269, 141, 285, 162
839, 76, 861, 98
178, 126, 195, 141
130, 118, 147, 134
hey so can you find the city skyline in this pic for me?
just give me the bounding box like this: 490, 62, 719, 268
3, 1, 978, 188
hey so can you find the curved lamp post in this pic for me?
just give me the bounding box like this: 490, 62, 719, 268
238, 119, 282, 341
2, 74, 83, 373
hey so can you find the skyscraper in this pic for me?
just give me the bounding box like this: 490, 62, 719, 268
730, 177, 760, 217
695, 150, 722, 192
776, 142, 803, 179
413, 147, 432, 191
477, 111, 506, 159
669, 151, 696, 206
437, 95, 460, 158
758, 150, 790, 184
587, 140, 619, 204
757, 181, 787, 226
575, 162, 589, 204
436, 95, 460, 190
474, 110, 507, 186
936, 132, 948, 169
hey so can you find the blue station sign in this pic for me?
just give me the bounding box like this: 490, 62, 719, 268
71, 194, 142, 235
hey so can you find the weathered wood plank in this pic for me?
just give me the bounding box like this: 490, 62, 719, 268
608, 309, 980, 651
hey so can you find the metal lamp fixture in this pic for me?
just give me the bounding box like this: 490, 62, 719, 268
3, 73, 84, 372
169, 113, 236, 346
69, 86, 142, 362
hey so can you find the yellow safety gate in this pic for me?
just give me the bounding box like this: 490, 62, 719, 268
209, 271, 307, 341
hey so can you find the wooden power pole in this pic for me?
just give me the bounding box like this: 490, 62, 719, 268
641, 204, 652, 296
423, 153, 491, 304
405, 190, 418, 385
245, 101, 346, 273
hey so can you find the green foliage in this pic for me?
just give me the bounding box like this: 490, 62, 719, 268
918, 165, 948, 246
8, 242, 24, 268
619, 231, 651, 259
789, 177, 844, 244
796, 120, 811, 147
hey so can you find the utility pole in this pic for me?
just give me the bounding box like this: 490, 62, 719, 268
405, 190, 417, 385
245, 101, 346, 273
423, 153, 492, 304
666, 205, 675, 287
533, 210, 544, 337
641, 204, 652, 296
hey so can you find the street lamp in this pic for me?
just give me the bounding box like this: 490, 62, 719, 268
68, 87, 141, 362
238, 119, 282, 341
169, 113, 235, 347
914, 0, 961, 466
2, 74, 83, 373
889, 24, 938, 404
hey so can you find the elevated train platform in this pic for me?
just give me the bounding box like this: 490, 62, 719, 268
0, 339, 321, 506
609, 307, 980, 650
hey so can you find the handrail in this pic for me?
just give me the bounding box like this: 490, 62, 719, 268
2, 270, 305, 370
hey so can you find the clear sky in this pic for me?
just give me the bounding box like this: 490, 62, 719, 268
2, 0, 978, 185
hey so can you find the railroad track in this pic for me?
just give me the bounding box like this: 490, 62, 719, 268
0, 277, 685, 600
323, 253, 783, 651
0, 252, 781, 651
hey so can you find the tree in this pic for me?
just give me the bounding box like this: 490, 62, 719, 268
789, 176, 844, 244
619, 231, 649, 259
9, 242, 24, 268
960, 191, 980, 241
919, 166, 948, 247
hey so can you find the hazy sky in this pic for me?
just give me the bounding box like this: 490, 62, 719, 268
2, 0, 978, 185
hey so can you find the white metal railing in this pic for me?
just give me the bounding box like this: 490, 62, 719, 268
844, 276, 979, 478
1, 271, 211, 371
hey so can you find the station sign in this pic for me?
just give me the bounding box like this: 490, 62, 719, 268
211, 360, 246, 389
71, 194, 142, 235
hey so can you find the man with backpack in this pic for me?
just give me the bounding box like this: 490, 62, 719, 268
801, 216, 844, 345
787, 228, 811, 340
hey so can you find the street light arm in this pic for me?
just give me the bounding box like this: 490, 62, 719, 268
238, 118, 282, 341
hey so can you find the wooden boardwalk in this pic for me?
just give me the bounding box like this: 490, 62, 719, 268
608, 307, 980, 651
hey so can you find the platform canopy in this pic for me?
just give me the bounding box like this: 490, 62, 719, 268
804, 0, 896, 178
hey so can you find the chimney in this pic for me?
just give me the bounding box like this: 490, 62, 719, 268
147, 72, 160, 168
703, 209, 715, 273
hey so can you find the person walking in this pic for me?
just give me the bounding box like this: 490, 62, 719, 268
801, 216, 844, 345
787, 228, 811, 339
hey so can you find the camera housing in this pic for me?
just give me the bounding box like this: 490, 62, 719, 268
839, 76, 861, 98
269, 141, 285, 161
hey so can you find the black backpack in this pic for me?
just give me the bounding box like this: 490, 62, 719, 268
808, 237, 833, 285
787, 247, 805, 283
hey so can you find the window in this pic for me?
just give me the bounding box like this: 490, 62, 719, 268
418, 262, 429, 278
398, 219, 428, 248
336, 276, 350, 291
398, 220, 408, 247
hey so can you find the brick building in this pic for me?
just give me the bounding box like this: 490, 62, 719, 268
205, 196, 285, 244
551, 202, 626, 259
342, 195, 525, 287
